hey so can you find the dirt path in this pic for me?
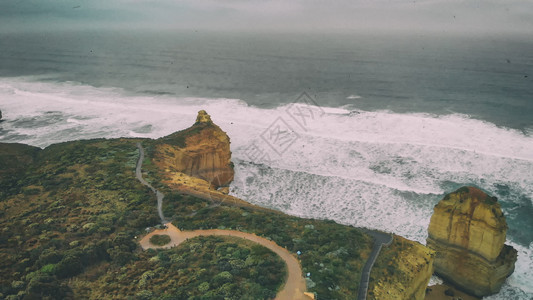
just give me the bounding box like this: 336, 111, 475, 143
135, 143, 311, 300
140, 223, 309, 300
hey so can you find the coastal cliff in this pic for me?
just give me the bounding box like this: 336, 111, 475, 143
155, 110, 234, 189
153, 110, 256, 208
427, 187, 517, 297
368, 235, 435, 300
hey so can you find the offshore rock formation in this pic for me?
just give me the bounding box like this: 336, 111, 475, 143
427, 186, 517, 297
368, 235, 434, 300
155, 110, 234, 189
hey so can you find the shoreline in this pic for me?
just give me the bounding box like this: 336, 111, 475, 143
0, 117, 528, 299
425, 284, 481, 300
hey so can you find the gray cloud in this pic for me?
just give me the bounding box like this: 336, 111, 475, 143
1, 0, 532, 34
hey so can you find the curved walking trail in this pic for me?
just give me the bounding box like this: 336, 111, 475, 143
135, 143, 310, 300
357, 230, 393, 300
136, 143, 166, 223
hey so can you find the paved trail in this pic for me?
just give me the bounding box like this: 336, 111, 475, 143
357, 230, 393, 300
135, 143, 166, 223
135, 143, 311, 300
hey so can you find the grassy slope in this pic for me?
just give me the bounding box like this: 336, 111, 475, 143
0, 143, 41, 199
72, 235, 286, 300
162, 194, 373, 299
0, 139, 286, 300
0, 137, 413, 300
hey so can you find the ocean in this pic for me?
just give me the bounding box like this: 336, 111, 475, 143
1, 29, 532, 299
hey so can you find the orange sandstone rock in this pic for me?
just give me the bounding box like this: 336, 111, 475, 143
155, 110, 234, 189
427, 187, 517, 297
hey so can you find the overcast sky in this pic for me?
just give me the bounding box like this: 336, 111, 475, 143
1, 0, 532, 34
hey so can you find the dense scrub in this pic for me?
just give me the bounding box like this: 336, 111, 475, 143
74, 235, 286, 299
149, 234, 171, 246
0, 139, 286, 299
0, 143, 41, 198
161, 191, 373, 299
0, 139, 156, 299
0, 137, 391, 300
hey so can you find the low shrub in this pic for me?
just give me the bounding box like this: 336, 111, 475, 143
149, 234, 171, 246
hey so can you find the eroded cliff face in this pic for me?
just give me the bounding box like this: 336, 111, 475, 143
427, 186, 517, 297
368, 236, 435, 300
155, 110, 234, 189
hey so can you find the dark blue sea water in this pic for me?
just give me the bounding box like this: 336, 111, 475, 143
1, 29, 532, 298
1, 30, 532, 130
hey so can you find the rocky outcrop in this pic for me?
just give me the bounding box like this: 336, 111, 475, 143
152, 110, 273, 210
368, 235, 435, 300
0, 109, 3, 120
427, 186, 517, 297
155, 110, 234, 189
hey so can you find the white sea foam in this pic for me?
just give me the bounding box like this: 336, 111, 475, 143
1, 77, 532, 299
428, 275, 443, 286
485, 242, 533, 299
346, 94, 362, 99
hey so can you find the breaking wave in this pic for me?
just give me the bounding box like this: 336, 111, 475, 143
1, 77, 532, 299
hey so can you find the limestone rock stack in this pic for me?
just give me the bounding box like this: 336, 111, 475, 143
427, 186, 517, 297
155, 110, 234, 189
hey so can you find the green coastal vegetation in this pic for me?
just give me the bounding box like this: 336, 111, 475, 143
149, 234, 171, 246
74, 235, 286, 299
0, 137, 401, 299
162, 192, 373, 298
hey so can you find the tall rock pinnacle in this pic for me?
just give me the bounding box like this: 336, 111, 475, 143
155, 110, 234, 189
426, 186, 517, 297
